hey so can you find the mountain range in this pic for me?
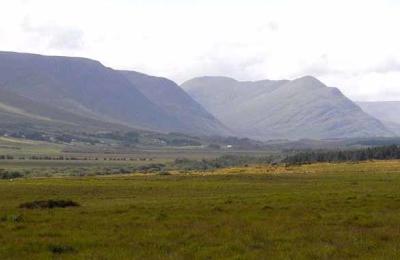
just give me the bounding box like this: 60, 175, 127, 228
0, 51, 398, 141
181, 76, 394, 140
0, 51, 227, 136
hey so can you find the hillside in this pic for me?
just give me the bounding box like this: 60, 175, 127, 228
0, 51, 228, 136
119, 70, 229, 136
0, 88, 133, 131
0, 51, 180, 131
182, 76, 393, 140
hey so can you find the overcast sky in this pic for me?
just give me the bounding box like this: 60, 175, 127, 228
1, 0, 400, 101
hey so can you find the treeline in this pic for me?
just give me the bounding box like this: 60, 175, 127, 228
172, 155, 275, 171
124, 155, 276, 174
283, 145, 400, 165
126, 155, 276, 174
171, 145, 400, 171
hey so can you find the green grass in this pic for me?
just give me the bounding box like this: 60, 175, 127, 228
1, 161, 400, 259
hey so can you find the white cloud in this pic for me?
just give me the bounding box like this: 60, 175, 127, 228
21, 16, 84, 51
0, 0, 399, 100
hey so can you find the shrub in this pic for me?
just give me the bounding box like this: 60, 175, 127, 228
137, 163, 166, 173
158, 170, 171, 176
0, 169, 23, 179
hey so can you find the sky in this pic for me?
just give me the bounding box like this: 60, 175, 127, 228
1, 0, 400, 101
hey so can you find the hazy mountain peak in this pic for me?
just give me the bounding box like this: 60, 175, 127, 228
289, 75, 326, 89
182, 75, 393, 140
295, 75, 319, 81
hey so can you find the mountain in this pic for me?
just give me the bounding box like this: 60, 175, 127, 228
0, 51, 227, 136
357, 101, 400, 135
0, 51, 176, 131
119, 70, 229, 136
181, 76, 394, 140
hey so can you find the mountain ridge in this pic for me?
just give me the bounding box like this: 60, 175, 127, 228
182, 75, 394, 140
0, 51, 396, 141
0, 51, 229, 136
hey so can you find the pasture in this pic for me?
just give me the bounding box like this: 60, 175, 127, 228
1, 161, 400, 259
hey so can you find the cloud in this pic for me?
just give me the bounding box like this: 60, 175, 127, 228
194, 55, 265, 81
21, 16, 84, 51
373, 59, 400, 74
268, 22, 279, 32
293, 55, 338, 78
46, 29, 84, 50
1, 0, 400, 101
257, 21, 280, 33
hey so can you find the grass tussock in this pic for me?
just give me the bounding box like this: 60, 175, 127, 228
19, 200, 80, 209
48, 244, 75, 254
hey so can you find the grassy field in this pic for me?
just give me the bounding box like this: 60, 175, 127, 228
1, 161, 400, 259
0, 136, 277, 178
0, 159, 169, 177
0, 137, 63, 156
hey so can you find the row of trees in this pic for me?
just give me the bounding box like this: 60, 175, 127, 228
283, 145, 400, 165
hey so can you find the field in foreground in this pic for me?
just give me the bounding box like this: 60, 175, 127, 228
1, 161, 400, 259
